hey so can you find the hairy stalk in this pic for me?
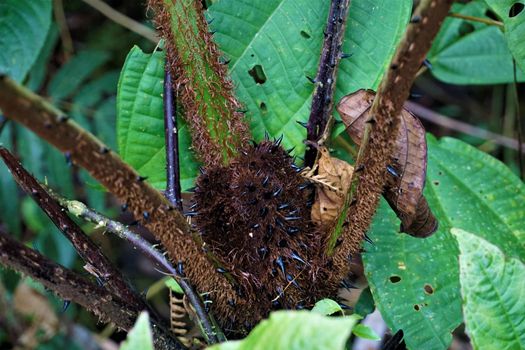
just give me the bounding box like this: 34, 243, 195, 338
0, 147, 143, 308
148, 0, 250, 167
304, 0, 352, 167
0, 76, 239, 327
164, 69, 183, 210
0, 229, 186, 350
50, 194, 219, 344
328, 0, 453, 258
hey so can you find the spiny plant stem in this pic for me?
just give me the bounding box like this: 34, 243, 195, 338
0, 229, 186, 350
0, 146, 143, 309
328, 0, 454, 257
164, 68, 183, 210
304, 0, 352, 167
0, 76, 237, 320
51, 193, 219, 344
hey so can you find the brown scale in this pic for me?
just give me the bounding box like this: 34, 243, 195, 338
191, 140, 339, 321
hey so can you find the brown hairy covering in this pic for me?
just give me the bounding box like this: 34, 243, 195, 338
192, 141, 340, 328
148, 0, 250, 167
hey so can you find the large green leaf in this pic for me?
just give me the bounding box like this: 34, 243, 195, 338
208, 0, 411, 153
47, 50, 110, 102
453, 229, 525, 350
120, 312, 154, 350
428, 1, 525, 84
0, 0, 52, 82
484, 0, 525, 74
208, 311, 360, 350
363, 136, 525, 350
117, 46, 198, 190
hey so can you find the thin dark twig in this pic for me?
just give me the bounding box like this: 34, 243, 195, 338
0, 229, 186, 350
51, 195, 219, 344
304, 0, 352, 167
164, 68, 183, 210
512, 59, 524, 180
0, 147, 144, 309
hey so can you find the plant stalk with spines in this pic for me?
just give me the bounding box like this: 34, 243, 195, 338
148, 0, 250, 167
304, 0, 352, 168
0, 229, 186, 350
328, 0, 453, 262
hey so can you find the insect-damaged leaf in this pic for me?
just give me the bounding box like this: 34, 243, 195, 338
337, 89, 437, 237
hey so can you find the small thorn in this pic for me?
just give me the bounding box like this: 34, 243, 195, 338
365, 117, 376, 124
286, 274, 299, 288
62, 300, 71, 313
340, 52, 353, 59
64, 152, 72, 167
296, 303, 305, 310
284, 215, 301, 221
264, 131, 270, 140
387, 165, 399, 177
262, 175, 270, 187
129, 220, 139, 226
186, 186, 196, 193
216, 267, 228, 273
275, 218, 284, 228
236, 108, 248, 114
422, 58, 432, 70
96, 276, 105, 287
221, 58, 231, 65
99, 146, 110, 154
296, 120, 308, 128
250, 140, 258, 147
410, 15, 421, 23
227, 299, 236, 307
339, 303, 352, 310
390, 63, 399, 70
121, 203, 128, 212
251, 223, 260, 229
258, 247, 269, 259
286, 146, 295, 154
277, 203, 290, 210
273, 134, 283, 147
189, 202, 198, 210
291, 164, 304, 173
177, 261, 184, 276
136, 175, 148, 182
272, 186, 283, 197
341, 279, 357, 289
266, 224, 274, 238
364, 234, 373, 244
306, 75, 316, 84
410, 92, 423, 99
206, 17, 214, 25
57, 115, 69, 122
298, 183, 311, 190
259, 207, 268, 217
334, 119, 343, 124
355, 164, 365, 172
275, 256, 286, 275
286, 227, 300, 235
199, 167, 206, 174
143, 211, 150, 220
290, 251, 306, 264
208, 30, 217, 35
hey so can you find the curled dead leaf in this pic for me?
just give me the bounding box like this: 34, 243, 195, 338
303, 146, 354, 229
337, 89, 437, 237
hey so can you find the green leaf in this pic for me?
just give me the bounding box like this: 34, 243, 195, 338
484, 0, 525, 74
26, 24, 59, 91
363, 136, 525, 350
428, 1, 525, 84
208, 0, 411, 153
0, 125, 21, 235
208, 311, 360, 350
165, 277, 183, 295
0, 0, 52, 82
355, 287, 375, 317
116, 46, 199, 190
311, 298, 344, 315
352, 324, 381, 341
452, 229, 525, 350
120, 312, 154, 350
48, 50, 110, 102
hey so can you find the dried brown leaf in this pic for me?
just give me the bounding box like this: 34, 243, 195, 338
307, 146, 354, 228
337, 89, 437, 237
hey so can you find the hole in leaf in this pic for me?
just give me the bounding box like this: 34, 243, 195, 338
300, 30, 311, 39
509, 2, 524, 17
433, 181, 440, 186
389, 275, 401, 283
259, 102, 268, 114
458, 22, 474, 36
248, 64, 267, 84
424, 284, 434, 295
413, 304, 420, 311
485, 9, 499, 20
